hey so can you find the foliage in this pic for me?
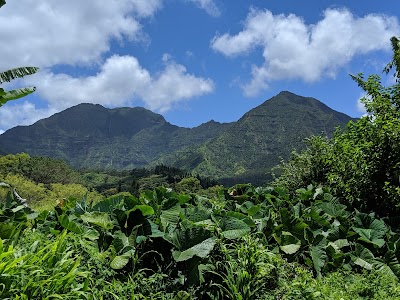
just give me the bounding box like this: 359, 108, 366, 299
0, 67, 39, 107
3, 177, 400, 298
275, 37, 400, 217
0, 153, 81, 185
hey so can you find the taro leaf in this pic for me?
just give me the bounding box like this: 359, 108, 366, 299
313, 186, 324, 200
110, 250, 134, 269
226, 211, 255, 227
309, 208, 330, 227
350, 244, 375, 270
185, 207, 211, 223
280, 208, 309, 236
353, 218, 387, 248
92, 196, 124, 213
121, 194, 141, 210
130, 205, 154, 216
26, 212, 39, 220
317, 201, 349, 219
113, 230, 131, 253
148, 220, 164, 238
239, 201, 261, 217
0, 223, 15, 239
80, 212, 114, 230
220, 216, 251, 240
245, 205, 262, 217
57, 214, 84, 234
328, 239, 349, 252
278, 231, 301, 255
114, 208, 127, 230
11, 205, 26, 213
384, 250, 400, 278
126, 209, 153, 236
160, 204, 182, 229
160, 194, 179, 210
310, 240, 327, 278
178, 194, 191, 205
172, 237, 216, 262
83, 229, 100, 241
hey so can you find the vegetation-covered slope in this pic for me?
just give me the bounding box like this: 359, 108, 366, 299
0, 92, 352, 184
156, 91, 355, 185
0, 103, 230, 169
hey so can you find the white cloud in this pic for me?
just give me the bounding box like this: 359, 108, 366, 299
186, 0, 221, 17
0, 55, 214, 132
0, 101, 58, 132
0, 0, 217, 133
211, 8, 400, 96
0, 0, 162, 69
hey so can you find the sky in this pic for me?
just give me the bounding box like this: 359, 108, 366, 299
1, 0, 400, 134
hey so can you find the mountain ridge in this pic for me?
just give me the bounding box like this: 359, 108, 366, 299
0, 91, 355, 184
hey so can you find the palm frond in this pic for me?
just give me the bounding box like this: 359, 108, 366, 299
0, 67, 39, 84
0, 87, 36, 107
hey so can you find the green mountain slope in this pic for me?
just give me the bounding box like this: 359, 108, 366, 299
154, 91, 355, 185
0, 103, 229, 169
0, 91, 354, 184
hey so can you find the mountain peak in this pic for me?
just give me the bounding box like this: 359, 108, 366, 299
0, 92, 354, 185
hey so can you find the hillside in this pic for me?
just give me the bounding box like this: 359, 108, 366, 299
154, 91, 355, 185
0, 103, 230, 169
0, 91, 354, 184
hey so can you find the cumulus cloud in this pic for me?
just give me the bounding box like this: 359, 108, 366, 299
0, 101, 58, 132
0, 0, 162, 69
186, 0, 221, 17
211, 8, 400, 96
0, 0, 217, 133
0, 55, 214, 132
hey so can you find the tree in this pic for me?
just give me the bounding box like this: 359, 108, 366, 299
275, 37, 400, 217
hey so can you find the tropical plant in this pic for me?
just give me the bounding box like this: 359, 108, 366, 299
0, 67, 39, 107
274, 36, 400, 217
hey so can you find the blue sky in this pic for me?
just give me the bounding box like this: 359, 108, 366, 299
1, 0, 400, 133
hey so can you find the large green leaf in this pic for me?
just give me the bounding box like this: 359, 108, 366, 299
350, 244, 375, 270
0, 87, 36, 104
184, 207, 211, 223
383, 250, 400, 278
92, 196, 124, 213
112, 230, 132, 253
353, 218, 387, 248
0, 223, 15, 239
160, 204, 182, 229
219, 216, 251, 240
130, 205, 154, 216
317, 201, 349, 219
110, 249, 134, 269
172, 237, 216, 262
0, 67, 39, 83
277, 231, 301, 254
57, 214, 84, 234
81, 212, 114, 230
310, 240, 327, 277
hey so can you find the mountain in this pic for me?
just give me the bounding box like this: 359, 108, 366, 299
0, 103, 230, 169
153, 91, 355, 185
0, 91, 354, 185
